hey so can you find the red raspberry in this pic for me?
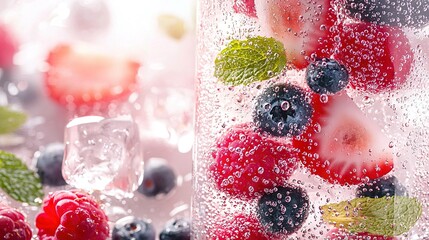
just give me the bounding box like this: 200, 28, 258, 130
209, 123, 298, 200
35, 190, 109, 240
210, 214, 270, 240
0, 204, 32, 240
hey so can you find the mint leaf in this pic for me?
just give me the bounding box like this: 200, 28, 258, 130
0, 151, 43, 205
321, 196, 422, 236
214, 36, 286, 86
0, 106, 27, 134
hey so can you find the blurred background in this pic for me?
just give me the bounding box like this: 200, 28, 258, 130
0, 0, 196, 238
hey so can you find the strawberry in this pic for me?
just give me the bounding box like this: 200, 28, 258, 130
327, 228, 397, 240
292, 92, 393, 185
254, 0, 338, 69
0, 24, 17, 69
44, 44, 140, 106
334, 22, 413, 93
233, 0, 257, 18
209, 123, 298, 199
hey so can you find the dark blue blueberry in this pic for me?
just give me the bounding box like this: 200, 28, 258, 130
305, 58, 349, 95
159, 218, 191, 240
137, 158, 177, 197
257, 185, 310, 235
356, 175, 407, 198
254, 84, 313, 137
112, 216, 156, 240
344, 0, 429, 28
36, 143, 67, 186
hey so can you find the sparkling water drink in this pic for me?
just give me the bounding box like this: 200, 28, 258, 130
193, 0, 429, 239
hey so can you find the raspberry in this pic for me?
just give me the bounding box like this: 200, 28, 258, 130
209, 123, 298, 199
35, 190, 109, 240
0, 204, 32, 240
210, 214, 270, 240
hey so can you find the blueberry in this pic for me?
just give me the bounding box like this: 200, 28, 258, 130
344, 0, 429, 28
36, 143, 67, 186
112, 216, 156, 240
137, 158, 177, 197
356, 176, 407, 198
306, 59, 349, 95
257, 185, 310, 235
254, 84, 313, 137
159, 218, 191, 240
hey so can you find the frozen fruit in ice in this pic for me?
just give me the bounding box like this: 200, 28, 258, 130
254, 83, 313, 137
112, 216, 156, 240
36, 142, 67, 186
0, 204, 32, 240
356, 176, 407, 198
343, 0, 429, 28
292, 92, 394, 185
35, 190, 109, 240
44, 44, 140, 106
257, 185, 309, 235
210, 123, 298, 199
233, 0, 257, 18
159, 218, 191, 240
211, 213, 270, 240
137, 158, 177, 197
305, 58, 349, 95
0, 24, 17, 68
327, 228, 397, 240
255, 0, 338, 69
63, 115, 143, 197
334, 22, 413, 93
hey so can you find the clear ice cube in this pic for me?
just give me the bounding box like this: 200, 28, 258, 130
63, 115, 143, 198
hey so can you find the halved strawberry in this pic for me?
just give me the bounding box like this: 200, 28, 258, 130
44, 44, 140, 106
254, 0, 338, 69
292, 92, 393, 185
334, 22, 413, 93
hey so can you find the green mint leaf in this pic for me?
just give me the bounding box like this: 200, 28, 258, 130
0, 106, 27, 135
0, 151, 44, 205
214, 36, 286, 86
321, 196, 422, 236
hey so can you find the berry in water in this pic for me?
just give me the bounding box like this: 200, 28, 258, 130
344, 0, 429, 28
35, 190, 109, 240
305, 58, 349, 95
159, 218, 191, 240
334, 22, 413, 93
257, 185, 310, 235
210, 123, 298, 199
356, 176, 407, 198
254, 83, 313, 137
36, 142, 67, 186
112, 216, 156, 240
0, 204, 32, 240
137, 158, 177, 197
211, 213, 269, 240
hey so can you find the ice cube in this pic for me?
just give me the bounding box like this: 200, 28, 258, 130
63, 115, 143, 198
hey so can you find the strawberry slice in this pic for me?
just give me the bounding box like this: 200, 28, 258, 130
292, 92, 393, 185
254, 0, 338, 69
44, 44, 140, 106
334, 22, 413, 93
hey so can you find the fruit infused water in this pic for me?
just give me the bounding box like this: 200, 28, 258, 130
193, 0, 429, 239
